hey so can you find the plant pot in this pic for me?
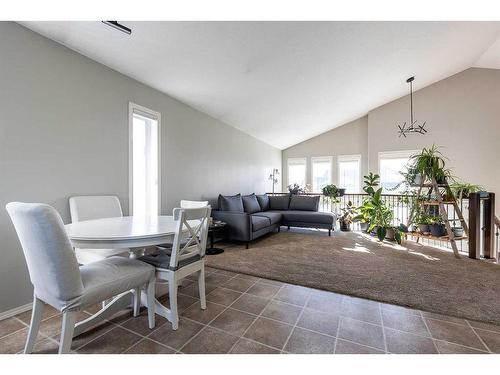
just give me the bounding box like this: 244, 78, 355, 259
411, 173, 423, 187
418, 224, 430, 234
385, 228, 395, 240
359, 222, 369, 232
338, 188, 346, 197
430, 223, 446, 237
340, 221, 351, 232
452, 227, 464, 237
436, 176, 447, 185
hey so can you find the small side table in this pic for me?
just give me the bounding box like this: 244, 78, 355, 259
206, 221, 227, 255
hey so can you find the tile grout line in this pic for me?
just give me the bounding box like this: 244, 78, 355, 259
8, 269, 499, 354
225, 281, 287, 354
9, 268, 225, 353
181, 315, 285, 353
421, 311, 440, 353
76, 274, 212, 354
181, 287, 496, 354
377, 303, 388, 353
431, 338, 489, 354
279, 292, 311, 353
13, 300, 496, 355
465, 319, 492, 353
223, 278, 287, 352
332, 314, 343, 354
120, 337, 147, 354
177, 272, 262, 353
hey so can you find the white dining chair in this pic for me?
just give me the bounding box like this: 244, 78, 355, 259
156, 200, 209, 252
140, 206, 211, 330
69, 196, 128, 265
6, 202, 156, 354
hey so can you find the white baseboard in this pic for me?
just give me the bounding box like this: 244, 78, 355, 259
0, 303, 32, 321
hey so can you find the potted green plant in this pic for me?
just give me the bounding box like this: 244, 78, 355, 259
362, 172, 380, 196
408, 145, 451, 184
339, 201, 357, 232
429, 216, 446, 237
354, 201, 372, 232
353, 173, 381, 232
288, 183, 305, 195
416, 212, 432, 234
366, 188, 402, 244
400, 165, 423, 187
449, 181, 483, 200
322, 184, 341, 203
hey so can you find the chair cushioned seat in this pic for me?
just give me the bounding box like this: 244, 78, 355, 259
75, 248, 128, 265
67, 256, 155, 311
251, 212, 282, 225
270, 210, 335, 224
251, 215, 271, 232
139, 250, 202, 270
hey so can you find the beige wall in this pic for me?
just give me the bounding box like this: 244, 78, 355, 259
368, 68, 500, 199
282, 116, 368, 191
0, 22, 281, 314
283, 68, 500, 204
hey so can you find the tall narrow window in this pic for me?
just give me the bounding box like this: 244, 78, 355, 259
311, 156, 332, 193
378, 150, 416, 193
129, 103, 161, 217
287, 158, 307, 188
338, 155, 361, 193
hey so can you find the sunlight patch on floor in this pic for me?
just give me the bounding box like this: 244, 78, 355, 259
351, 231, 442, 261
341, 242, 372, 254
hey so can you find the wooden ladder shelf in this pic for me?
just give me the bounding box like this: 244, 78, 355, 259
407, 178, 468, 259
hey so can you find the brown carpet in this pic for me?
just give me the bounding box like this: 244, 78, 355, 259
207, 230, 500, 325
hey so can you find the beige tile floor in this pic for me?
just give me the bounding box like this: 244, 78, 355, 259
1, 266, 499, 354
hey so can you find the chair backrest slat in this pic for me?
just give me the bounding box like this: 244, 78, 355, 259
180, 200, 209, 209
6, 202, 84, 310
169, 206, 211, 269
69, 196, 123, 222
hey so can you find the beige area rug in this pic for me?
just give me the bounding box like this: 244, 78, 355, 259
207, 230, 500, 325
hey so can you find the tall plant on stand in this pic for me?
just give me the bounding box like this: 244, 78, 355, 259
353, 173, 379, 232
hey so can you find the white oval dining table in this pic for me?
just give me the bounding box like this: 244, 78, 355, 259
65, 215, 195, 336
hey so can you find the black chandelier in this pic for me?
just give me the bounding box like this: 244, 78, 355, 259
397, 76, 427, 137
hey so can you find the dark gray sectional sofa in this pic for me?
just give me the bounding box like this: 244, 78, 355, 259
212, 193, 336, 248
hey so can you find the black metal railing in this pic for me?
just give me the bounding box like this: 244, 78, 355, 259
268, 192, 471, 255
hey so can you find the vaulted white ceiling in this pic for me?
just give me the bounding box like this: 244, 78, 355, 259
20, 21, 500, 149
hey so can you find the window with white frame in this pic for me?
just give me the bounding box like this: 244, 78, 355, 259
338, 155, 361, 193
287, 158, 307, 188
378, 150, 416, 193
311, 156, 332, 193
129, 103, 161, 217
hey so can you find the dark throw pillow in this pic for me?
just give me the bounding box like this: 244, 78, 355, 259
289, 195, 320, 211
218, 194, 244, 212
256, 194, 270, 211
268, 195, 290, 210
242, 194, 261, 214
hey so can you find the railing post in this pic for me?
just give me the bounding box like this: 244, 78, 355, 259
468, 193, 481, 259
483, 193, 495, 259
